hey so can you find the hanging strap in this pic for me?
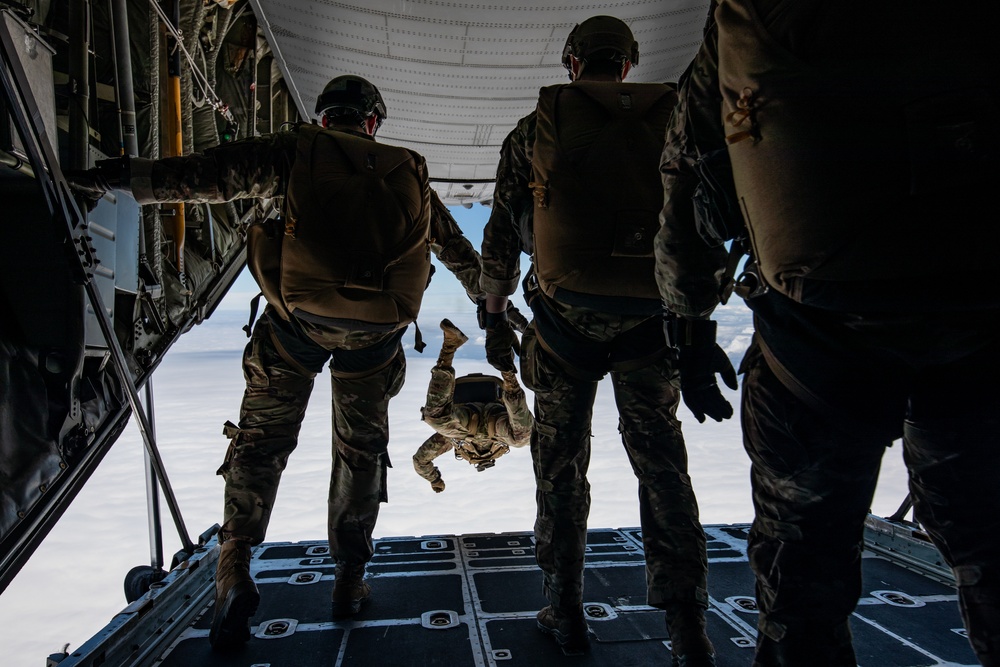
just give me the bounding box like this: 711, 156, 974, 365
413, 320, 426, 353
244, 291, 263, 337
718, 240, 746, 305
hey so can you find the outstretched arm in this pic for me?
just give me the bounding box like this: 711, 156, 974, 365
412, 433, 454, 493
429, 191, 484, 303
130, 131, 298, 205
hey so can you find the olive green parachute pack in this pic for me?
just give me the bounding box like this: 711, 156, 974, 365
716, 0, 998, 304
530, 81, 675, 302
453, 372, 503, 405
247, 124, 431, 330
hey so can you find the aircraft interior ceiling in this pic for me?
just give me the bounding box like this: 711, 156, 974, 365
248, 0, 712, 206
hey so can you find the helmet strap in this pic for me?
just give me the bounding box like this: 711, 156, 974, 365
568, 54, 584, 81
569, 54, 630, 83
322, 109, 376, 135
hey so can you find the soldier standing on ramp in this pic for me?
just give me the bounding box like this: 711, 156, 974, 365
69, 75, 485, 652
657, 1, 1000, 665
480, 15, 732, 665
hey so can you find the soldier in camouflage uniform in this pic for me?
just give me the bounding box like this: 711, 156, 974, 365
480, 17, 731, 665
71, 76, 485, 652
413, 319, 532, 492
657, 3, 1000, 666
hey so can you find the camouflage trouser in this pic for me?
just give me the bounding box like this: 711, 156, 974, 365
744, 292, 1000, 667
423, 364, 457, 424
522, 333, 708, 611
218, 308, 406, 567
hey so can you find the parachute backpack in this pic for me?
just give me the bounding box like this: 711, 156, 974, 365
530, 80, 675, 301
715, 0, 999, 301
453, 373, 503, 405
245, 123, 431, 331
247, 75, 431, 331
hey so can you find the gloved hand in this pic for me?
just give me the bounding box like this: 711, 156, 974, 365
506, 302, 529, 334
484, 313, 518, 373
477, 297, 528, 332
669, 317, 738, 423
64, 157, 129, 211
431, 477, 446, 493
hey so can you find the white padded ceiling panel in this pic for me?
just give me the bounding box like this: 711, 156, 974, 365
250, 0, 711, 206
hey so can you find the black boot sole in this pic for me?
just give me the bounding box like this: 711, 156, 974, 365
536, 618, 591, 656
674, 657, 718, 667
331, 592, 370, 620
209, 581, 261, 652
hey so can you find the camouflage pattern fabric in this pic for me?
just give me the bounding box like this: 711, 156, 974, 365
327, 342, 405, 566
131, 125, 485, 565
743, 292, 1000, 666
480, 112, 536, 297
429, 193, 485, 303
657, 3, 1000, 664
217, 312, 314, 546
654, 11, 729, 320
130, 131, 299, 205
411, 433, 453, 490
414, 364, 532, 488
521, 312, 709, 611
218, 309, 405, 567
129, 128, 483, 305
484, 103, 709, 612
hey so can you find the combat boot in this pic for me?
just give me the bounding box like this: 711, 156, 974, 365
664, 603, 716, 667
209, 539, 260, 651
437, 318, 468, 367
536, 604, 591, 656
331, 563, 371, 619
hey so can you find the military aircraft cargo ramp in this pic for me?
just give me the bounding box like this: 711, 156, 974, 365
53, 516, 977, 667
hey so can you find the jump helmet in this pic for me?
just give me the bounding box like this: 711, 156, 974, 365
561, 15, 639, 74
314, 75, 388, 130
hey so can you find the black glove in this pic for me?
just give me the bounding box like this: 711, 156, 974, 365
483, 310, 518, 373
506, 302, 529, 333
669, 316, 738, 423
65, 157, 129, 211
476, 297, 529, 334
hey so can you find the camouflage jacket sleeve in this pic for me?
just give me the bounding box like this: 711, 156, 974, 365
481, 111, 536, 297
493, 386, 533, 448
654, 13, 731, 318
429, 191, 485, 302
412, 432, 454, 482
128, 131, 298, 205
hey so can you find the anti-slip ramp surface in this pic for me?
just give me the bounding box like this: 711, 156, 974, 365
114, 525, 980, 667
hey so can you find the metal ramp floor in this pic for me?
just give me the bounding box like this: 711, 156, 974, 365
62, 523, 978, 667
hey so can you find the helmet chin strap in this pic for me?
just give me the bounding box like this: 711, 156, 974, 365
569, 55, 582, 81
321, 113, 379, 137
568, 54, 632, 82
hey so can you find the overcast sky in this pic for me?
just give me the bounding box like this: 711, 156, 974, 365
0, 206, 912, 665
